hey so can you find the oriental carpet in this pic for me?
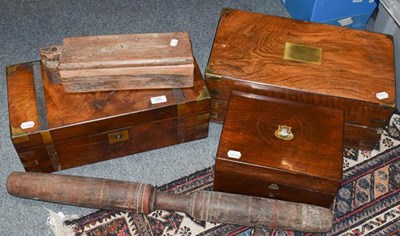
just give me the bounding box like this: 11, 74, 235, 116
64, 114, 400, 236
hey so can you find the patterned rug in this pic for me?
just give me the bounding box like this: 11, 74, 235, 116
64, 114, 400, 236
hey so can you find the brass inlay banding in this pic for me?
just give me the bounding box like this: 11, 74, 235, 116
205, 66, 222, 81
196, 86, 211, 101
40, 131, 53, 144
12, 134, 30, 144
196, 113, 210, 121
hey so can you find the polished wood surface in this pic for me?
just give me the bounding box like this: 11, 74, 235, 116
214, 160, 337, 207
206, 78, 394, 128
214, 91, 343, 207
16, 112, 209, 172
205, 9, 395, 149
209, 97, 383, 149
207, 9, 395, 105
7, 61, 210, 172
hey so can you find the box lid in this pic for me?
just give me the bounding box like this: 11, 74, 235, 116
217, 90, 344, 184
7, 61, 209, 146
207, 9, 395, 107
59, 32, 193, 70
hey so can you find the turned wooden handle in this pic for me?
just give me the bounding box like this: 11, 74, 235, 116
7, 172, 333, 232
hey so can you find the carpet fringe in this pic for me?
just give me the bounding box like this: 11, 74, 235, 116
46, 208, 80, 236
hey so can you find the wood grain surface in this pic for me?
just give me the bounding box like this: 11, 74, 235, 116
41, 32, 195, 91
7, 171, 334, 232
214, 90, 343, 207
6, 61, 210, 172
205, 9, 396, 150
60, 32, 193, 69
207, 9, 395, 105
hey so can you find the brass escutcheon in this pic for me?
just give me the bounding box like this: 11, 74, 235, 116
108, 130, 129, 144
268, 183, 280, 191
274, 125, 294, 141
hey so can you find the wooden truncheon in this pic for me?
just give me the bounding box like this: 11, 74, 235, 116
7, 61, 210, 172
205, 9, 396, 150
7, 171, 334, 233
40, 32, 195, 92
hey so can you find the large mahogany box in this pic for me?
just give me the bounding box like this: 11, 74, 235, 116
7, 61, 210, 172
213, 91, 344, 207
205, 9, 396, 149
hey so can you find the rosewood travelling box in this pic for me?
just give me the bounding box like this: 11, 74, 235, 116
40, 32, 195, 92
213, 91, 344, 207
205, 9, 396, 149
7, 61, 210, 172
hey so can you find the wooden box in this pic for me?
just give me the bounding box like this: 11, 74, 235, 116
205, 9, 396, 149
7, 61, 210, 173
40, 32, 194, 92
213, 91, 344, 207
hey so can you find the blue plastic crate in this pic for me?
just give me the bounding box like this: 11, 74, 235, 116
282, 0, 378, 29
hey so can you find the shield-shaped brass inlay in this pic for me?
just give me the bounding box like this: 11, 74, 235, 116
274, 125, 294, 141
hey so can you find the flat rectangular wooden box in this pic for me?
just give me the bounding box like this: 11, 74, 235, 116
213, 91, 344, 207
7, 61, 210, 172
40, 32, 194, 92
205, 9, 396, 149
